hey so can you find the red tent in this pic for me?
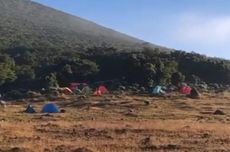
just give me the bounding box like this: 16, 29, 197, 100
180, 86, 192, 94
93, 85, 108, 96
98, 85, 108, 94
69, 82, 87, 91
93, 89, 102, 96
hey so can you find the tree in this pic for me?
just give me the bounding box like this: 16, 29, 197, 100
171, 72, 185, 86
71, 59, 99, 79
16, 65, 35, 81
155, 59, 165, 84
45, 73, 59, 89
0, 54, 17, 85
187, 74, 201, 85
162, 61, 178, 84
143, 63, 156, 87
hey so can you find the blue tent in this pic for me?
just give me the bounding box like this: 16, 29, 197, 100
42, 103, 60, 113
25, 104, 36, 113
152, 85, 166, 95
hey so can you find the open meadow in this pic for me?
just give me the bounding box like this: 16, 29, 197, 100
0, 91, 230, 152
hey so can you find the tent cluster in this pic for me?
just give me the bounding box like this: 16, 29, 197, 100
57, 83, 109, 97
150, 84, 200, 98
52, 81, 199, 98
25, 102, 60, 113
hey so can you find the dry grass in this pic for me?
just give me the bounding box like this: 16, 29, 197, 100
0, 91, 230, 152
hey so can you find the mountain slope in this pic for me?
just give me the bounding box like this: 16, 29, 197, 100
0, 0, 229, 93
0, 0, 160, 52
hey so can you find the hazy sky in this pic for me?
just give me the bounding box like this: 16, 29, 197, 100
33, 0, 230, 59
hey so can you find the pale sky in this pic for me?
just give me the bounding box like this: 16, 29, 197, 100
33, 0, 230, 59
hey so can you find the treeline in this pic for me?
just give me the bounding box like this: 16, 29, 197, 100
0, 46, 229, 92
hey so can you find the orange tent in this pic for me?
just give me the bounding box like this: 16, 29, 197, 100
59, 87, 73, 94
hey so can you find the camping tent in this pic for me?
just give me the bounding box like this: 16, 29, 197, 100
69, 83, 87, 91
69, 83, 80, 91
152, 85, 166, 95
93, 85, 108, 96
98, 85, 108, 94
180, 86, 192, 94
58, 87, 73, 94
93, 89, 102, 96
41, 103, 60, 113
25, 104, 36, 113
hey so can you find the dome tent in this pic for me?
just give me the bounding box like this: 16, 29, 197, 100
42, 102, 60, 113
98, 85, 108, 94
180, 84, 192, 94
25, 104, 36, 113
152, 85, 166, 95
93, 85, 109, 96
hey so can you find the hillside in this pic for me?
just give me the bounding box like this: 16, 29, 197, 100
0, 0, 229, 92
0, 0, 161, 52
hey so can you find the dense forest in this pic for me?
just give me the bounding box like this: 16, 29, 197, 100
0, 46, 229, 93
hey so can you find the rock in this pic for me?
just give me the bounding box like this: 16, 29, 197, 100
43, 148, 51, 152
118, 85, 126, 91
144, 101, 150, 106
198, 84, 208, 90
140, 87, 146, 92
167, 85, 178, 92
202, 133, 210, 138
27, 91, 41, 98
114, 128, 127, 134
8, 147, 31, 152
60, 109, 66, 113
188, 87, 201, 99
128, 109, 135, 113
163, 144, 180, 150
78, 95, 87, 100
140, 137, 152, 146
55, 145, 70, 152
0, 100, 6, 108
213, 109, 225, 115
133, 83, 140, 88
209, 83, 220, 90
73, 147, 93, 152
52, 90, 60, 96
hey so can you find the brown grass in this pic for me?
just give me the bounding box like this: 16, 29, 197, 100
0, 91, 230, 152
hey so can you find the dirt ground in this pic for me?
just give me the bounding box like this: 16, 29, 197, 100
0, 91, 230, 152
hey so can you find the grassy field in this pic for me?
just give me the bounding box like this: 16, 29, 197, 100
0, 91, 230, 152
